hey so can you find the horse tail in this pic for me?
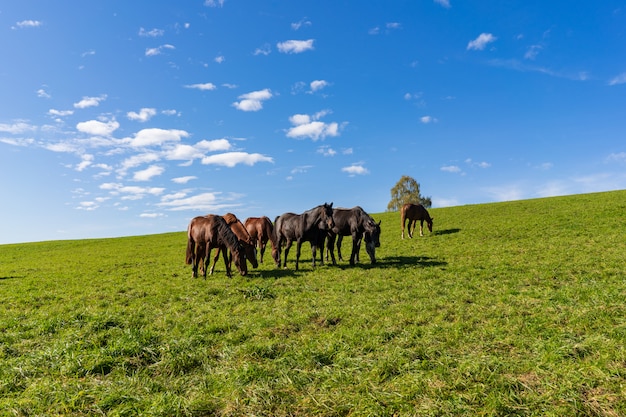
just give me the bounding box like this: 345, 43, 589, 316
185, 224, 194, 265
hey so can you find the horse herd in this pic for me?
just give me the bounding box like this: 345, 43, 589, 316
185, 202, 433, 278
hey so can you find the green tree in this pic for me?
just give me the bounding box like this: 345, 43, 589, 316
387, 175, 432, 211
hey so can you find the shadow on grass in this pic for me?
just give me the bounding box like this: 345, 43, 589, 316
433, 228, 461, 236
377, 256, 447, 268
0, 275, 23, 280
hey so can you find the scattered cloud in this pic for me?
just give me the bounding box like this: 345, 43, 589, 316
74, 95, 107, 109
386, 22, 402, 30
291, 19, 312, 30
133, 165, 165, 181
0, 122, 37, 134
37, 89, 51, 99
139, 27, 164, 37
49, 109, 74, 117
172, 176, 197, 184
317, 146, 336, 157
254, 44, 271, 56
214, 55, 225, 64
524, 44, 542, 60
204, 0, 225, 7
124, 128, 189, 148
441, 165, 462, 173
277, 39, 314, 54
157, 191, 239, 212
184, 82, 217, 91
342, 163, 369, 176
286, 111, 342, 141
467, 33, 497, 51
201, 151, 274, 167
76, 119, 120, 136
127, 108, 157, 122
420, 116, 437, 124
310, 80, 329, 92
608, 73, 626, 86
434, 0, 451, 8
232, 89, 273, 111
607, 152, 626, 162
145, 44, 175, 56
13, 20, 42, 29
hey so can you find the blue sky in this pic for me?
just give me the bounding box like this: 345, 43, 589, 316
2, 1, 626, 244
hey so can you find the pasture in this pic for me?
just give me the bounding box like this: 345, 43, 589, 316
1, 191, 626, 416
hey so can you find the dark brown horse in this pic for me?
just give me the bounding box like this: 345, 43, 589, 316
244, 216, 280, 267
326, 206, 381, 265
401, 203, 433, 239
209, 213, 258, 274
185, 214, 248, 278
274, 202, 335, 271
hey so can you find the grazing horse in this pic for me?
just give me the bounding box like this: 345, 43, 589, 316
209, 213, 258, 274
244, 216, 280, 267
274, 202, 335, 271
401, 203, 433, 239
185, 215, 248, 278
326, 206, 381, 265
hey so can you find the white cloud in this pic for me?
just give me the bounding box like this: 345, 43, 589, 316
172, 176, 197, 184
277, 39, 314, 54
467, 33, 497, 51
386, 22, 402, 30
310, 80, 329, 92
214, 55, 225, 64
434, 0, 451, 8
609, 73, 626, 86
441, 165, 462, 173
145, 44, 175, 56
74, 95, 107, 109
14, 20, 42, 29
232, 89, 273, 111
607, 152, 626, 162
37, 89, 51, 98
184, 82, 217, 91
127, 108, 157, 122
133, 165, 164, 181
101, 182, 165, 197
524, 44, 542, 60
48, 109, 74, 117
76, 119, 120, 136
342, 164, 369, 176
204, 0, 225, 7
125, 128, 189, 148
139, 27, 164, 37
0, 122, 37, 134
286, 111, 341, 141
291, 19, 312, 30
157, 192, 236, 212
254, 44, 271, 56
420, 116, 438, 124
201, 151, 274, 167
76, 154, 94, 171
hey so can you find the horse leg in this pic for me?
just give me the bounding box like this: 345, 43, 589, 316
349, 233, 360, 266
419, 220, 424, 237
222, 246, 232, 278
209, 246, 220, 276
295, 239, 303, 271
326, 233, 337, 265
191, 243, 200, 278
282, 239, 292, 269
409, 219, 416, 238
259, 238, 266, 264
337, 234, 345, 262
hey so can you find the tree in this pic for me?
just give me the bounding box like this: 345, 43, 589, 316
386, 175, 432, 211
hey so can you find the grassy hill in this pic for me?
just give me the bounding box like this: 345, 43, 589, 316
1, 190, 626, 416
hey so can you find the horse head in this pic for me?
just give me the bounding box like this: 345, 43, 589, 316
427, 217, 434, 233
321, 202, 335, 230
233, 242, 248, 276
364, 220, 381, 264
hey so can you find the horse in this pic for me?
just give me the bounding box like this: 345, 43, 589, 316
274, 202, 335, 271
401, 203, 433, 239
185, 214, 248, 278
209, 213, 258, 274
326, 206, 381, 265
244, 216, 280, 267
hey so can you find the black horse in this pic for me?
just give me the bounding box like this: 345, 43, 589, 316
274, 202, 335, 271
326, 206, 381, 265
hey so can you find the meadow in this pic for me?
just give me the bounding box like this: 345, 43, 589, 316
1, 190, 626, 416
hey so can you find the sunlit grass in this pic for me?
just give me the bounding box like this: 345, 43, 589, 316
1, 191, 626, 415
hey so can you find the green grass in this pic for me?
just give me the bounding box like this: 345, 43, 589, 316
2, 190, 626, 416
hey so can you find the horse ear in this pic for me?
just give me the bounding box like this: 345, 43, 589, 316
329, 202, 333, 208
378, 220, 381, 226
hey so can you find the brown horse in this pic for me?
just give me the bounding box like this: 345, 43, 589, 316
210, 213, 258, 274
185, 214, 247, 278
401, 203, 433, 239
244, 216, 280, 267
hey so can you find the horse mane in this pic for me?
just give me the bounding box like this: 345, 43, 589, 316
216, 216, 241, 251
222, 212, 238, 225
